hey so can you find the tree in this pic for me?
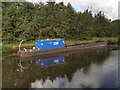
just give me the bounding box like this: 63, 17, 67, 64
2, 2, 117, 44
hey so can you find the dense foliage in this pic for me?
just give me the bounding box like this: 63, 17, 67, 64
2, 2, 119, 44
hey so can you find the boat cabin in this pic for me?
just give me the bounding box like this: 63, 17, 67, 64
35, 39, 64, 50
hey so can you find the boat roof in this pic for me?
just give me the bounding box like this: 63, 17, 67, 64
35, 39, 64, 41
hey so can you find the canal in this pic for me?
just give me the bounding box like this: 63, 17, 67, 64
2, 46, 118, 88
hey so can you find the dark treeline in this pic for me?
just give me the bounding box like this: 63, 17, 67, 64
2, 2, 119, 44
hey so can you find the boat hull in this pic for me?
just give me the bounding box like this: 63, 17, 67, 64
18, 42, 107, 57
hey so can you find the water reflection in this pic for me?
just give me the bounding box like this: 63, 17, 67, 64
31, 50, 118, 88
31, 56, 118, 88
2, 46, 118, 88
36, 56, 65, 67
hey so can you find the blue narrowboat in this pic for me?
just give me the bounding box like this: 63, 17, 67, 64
18, 39, 107, 57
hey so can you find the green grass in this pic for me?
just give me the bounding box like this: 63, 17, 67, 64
3, 41, 35, 47
2, 41, 35, 52
65, 37, 118, 44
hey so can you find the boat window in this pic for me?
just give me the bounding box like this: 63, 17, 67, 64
54, 42, 59, 45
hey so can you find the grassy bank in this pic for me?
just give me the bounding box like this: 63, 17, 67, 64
2, 41, 35, 52
2, 37, 118, 52
65, 37, 118, 44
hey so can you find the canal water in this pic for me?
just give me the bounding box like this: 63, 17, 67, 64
2, 46, 118, 88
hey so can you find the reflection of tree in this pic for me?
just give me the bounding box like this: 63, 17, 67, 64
3, 47, 111, 88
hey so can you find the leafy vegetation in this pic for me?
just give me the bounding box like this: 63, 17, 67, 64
2, 2, 119, 44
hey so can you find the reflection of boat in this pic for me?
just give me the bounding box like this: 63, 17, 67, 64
18, 39, 107, 57
36, 56, 64, 67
